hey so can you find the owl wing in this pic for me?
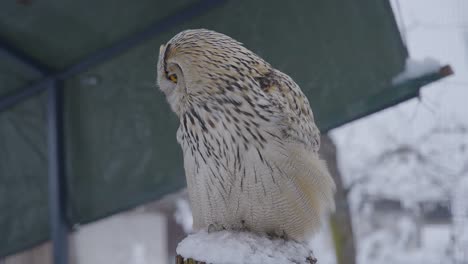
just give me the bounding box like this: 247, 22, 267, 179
255, 69, 321, 153
251, 69, 335, 237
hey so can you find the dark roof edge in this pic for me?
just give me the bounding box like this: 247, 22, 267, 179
321, 65, 454, 133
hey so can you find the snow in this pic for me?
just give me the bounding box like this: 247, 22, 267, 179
356, 223, 453, 264
357, 225, 452, 264
73, 212, 168, 264
174, 198, 194, 233
453, 177, 468, 263
307, 221, 337, 264
392, 58, 441, 85
177, 230, 315, 264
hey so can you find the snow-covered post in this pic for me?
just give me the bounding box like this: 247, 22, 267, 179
175, 230, 317, 264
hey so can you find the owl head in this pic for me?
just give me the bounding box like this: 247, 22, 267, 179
157, 29, 270, 116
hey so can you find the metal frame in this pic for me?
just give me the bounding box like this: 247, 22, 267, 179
0, 39, 52, 76
0, 0, 226, 263
320, 65, 453, 133
47, 80, 69, 264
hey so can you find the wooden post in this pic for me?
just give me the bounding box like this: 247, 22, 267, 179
175, 255, 206, 264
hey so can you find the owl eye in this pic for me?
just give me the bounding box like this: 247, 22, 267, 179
167, 73, 178, 84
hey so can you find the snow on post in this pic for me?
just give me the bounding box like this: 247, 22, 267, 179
176, 230, 317, 264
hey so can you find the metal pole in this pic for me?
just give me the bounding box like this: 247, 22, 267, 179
47, 79, 68, 264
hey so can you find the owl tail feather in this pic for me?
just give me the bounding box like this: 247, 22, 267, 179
271, 144, 336, 241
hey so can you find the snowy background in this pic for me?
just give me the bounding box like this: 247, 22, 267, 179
311, 0, 468, 263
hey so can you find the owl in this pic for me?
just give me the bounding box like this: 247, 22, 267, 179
157, 29, 335, 241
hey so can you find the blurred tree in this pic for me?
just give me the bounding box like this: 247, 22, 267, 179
320, 135, 356, 264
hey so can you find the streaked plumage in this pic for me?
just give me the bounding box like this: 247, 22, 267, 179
157, 29, 335, 241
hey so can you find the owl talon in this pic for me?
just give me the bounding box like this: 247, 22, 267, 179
208, 223, 225, 233
239, 220, 250, 232
267, 230, 289, 240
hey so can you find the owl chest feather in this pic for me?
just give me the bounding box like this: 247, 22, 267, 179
176, 101, 289, 225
